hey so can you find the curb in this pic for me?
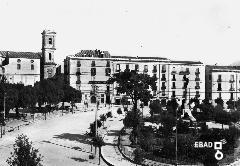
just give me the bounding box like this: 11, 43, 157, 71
117, 128, 145, 166
100, 146, 114, 166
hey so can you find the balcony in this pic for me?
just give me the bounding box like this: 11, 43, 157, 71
171, 86, 176, 89
161, 77, 166, 81
217, 78, 222, 82
179, 71, 190, 75
217, 88, 222, 91
76, 71, 81, 76
195, 77, 200, 81
143, 69, 148, 73
161, 69, 166, 73
229, 80, 235, 83
161, 86, 166, 90
171, 71, 177, 75
76, 80, 81, 84
195, 71, 200, 75
152, 68, 157, 73
172, 78, 176, 81
195, 94, 200, 98
230, 87, 235, 91
195, 86, 200, 89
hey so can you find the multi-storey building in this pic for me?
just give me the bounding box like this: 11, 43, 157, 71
0, 30, 59, 86
64, 50, 205, 105
205, 65, 240, 104
168, 61, 205, 102
64, 50, 113, 105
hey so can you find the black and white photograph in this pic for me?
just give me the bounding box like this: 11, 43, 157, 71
0, 0, 240, 165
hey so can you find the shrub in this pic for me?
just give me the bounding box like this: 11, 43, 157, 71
89, 120, 102, 137
149, 99, 162, 117
7, 134, 43, 166
123, 109, 141, 128
117, 108, 122, 114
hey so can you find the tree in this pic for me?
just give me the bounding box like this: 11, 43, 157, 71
6, 134, 43, 166
215, 98, 224, 107
160, 112, 176, 138
226, 99, 235, 109
123, 109, 141, 128
99, 114, 107, 127
133, 147, 144, 164
149, 99, 162, 117
121, 95, 129, 108
214, 109, 230, 129
108, 70, 157, 111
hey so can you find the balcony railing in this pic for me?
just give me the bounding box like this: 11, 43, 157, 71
171, 71, 177, 75
195, 77, 200, 81
76, 72, 81, 75
161, 77, 166, 81
76, 80, 81, 84
195, 86, 200, 89
161, 69, 166, 73
171, 86, 176, 89
143, 69, 148, 73
152, 68, 157, 73
195, 94, 200, 98
230, 87, 235, 91
217, 88, 222, 91
195, 71, 200, 75
229, 80, 235, 83
179, 71, 190, 75
172, 78, 176, 81
217, 78, 222, 82
161, 86, 166, 90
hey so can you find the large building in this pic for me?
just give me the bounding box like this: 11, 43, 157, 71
205, 65, 240, 104
64, 50, 205, 105
0, 30, 59, 86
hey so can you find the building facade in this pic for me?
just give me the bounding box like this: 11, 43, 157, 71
65, 50, 205, 105
0, 30, 59, 86
0, 51, 41, 86
205, 65, 240, 104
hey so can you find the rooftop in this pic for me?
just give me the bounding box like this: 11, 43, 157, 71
0, 51, 41, 59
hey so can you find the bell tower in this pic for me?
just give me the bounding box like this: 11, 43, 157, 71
41, 30, 57, 79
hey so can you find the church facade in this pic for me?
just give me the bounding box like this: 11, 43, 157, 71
0, 30, 59, 86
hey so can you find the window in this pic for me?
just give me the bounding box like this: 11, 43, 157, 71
135, 64, 139, 71
153, 73, 157, 79
116, 64, 120, 71
101, 94, 104, 103
91, 61, 96, 67
196, 68, 200, 73
186, 68, 189, 72
91, 68, 96, 76
49, 53, 52, 60
172, 91, 176, 97
49, 38, 52, 44
217, 83, 222, 91
172, 82, 176, 89
125, 64, 130, 71
31, 64, 34, 70
153, 65, 157, 72
107, 85, 110, 91
144, 65, 148, 72
230, 75, 234, 82
162, 65, 166, 72
106, 60, 110, 67
77, 60, 81, 67
17, 59, 21, 63
77, 75, 80, 81
172, 74, 176, 81
218, 75, 222, 81
17, 64, 21, 70
85, 94, 87, 100
231, 93, 234, 100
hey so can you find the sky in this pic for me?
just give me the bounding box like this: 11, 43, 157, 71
0, 0, 240, 65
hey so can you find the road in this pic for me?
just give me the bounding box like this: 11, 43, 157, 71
0, 106, 111, 166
